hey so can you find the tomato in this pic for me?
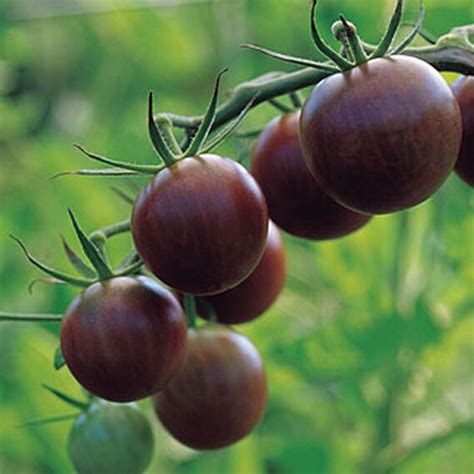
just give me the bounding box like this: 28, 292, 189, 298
60, 276, 187, 402
451, 76, 474, 187
153, 325, 267, 450
251, 112, 372, 239
197, 221, 286, 324
300, 56, 462, 214
68, 400, 154, 474
132, 154, 269, 296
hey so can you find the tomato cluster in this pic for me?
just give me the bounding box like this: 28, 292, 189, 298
60, 66, 469, 467
5, 2, 472, 472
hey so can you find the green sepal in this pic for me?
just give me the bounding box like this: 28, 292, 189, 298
74, 144, 163, 174
310, 0, 353, 70
54, 346, 66, 370
183, 69, 228, 158
110, 186, 135, 206
199, 94, 258, 154
68, 210, 113, 281
390, 0, 425, 55
28, 277, 66, 295
52, 168, 144, 179
20, 413, 79, 428
0, 312, 62, 322
117, 250, 141, 272
10, 235, 91, 288
148, 92, 177, 166
370, 0, 403, 58
241, 43, 339, 72
61, 235, 97, 279
42, 384, 90, 411
114, 259, 144, 277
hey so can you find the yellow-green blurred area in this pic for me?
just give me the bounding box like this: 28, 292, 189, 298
1, 0, 473, 472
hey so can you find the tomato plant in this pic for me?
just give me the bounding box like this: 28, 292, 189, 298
61, 276, 187, 402
68, 400, 154, 474
153, 325, 267, 450
1, 0, 473, 471
251, 112, 372, 239
197, 221, 286, 324
451, 76, 474, 187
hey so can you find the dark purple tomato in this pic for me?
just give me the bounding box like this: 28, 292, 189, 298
197, 221, 286, 324
60, 276, 187, 402
451, 76, 474, 188
68, 400, 154, 474
251, 112, 372, 239
131, 154, 268, 296
153, 325, 267, 450
300, 56, 462, 214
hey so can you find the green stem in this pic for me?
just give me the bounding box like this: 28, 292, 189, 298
157, 29, 473, 133
268, 98, 293, 114
183, 293, 198, 328
289, 91, 304, 109
89, 219, 130, 242
0, 313, 63, 322
339, 16, 368, 64
155, 116, 182, 156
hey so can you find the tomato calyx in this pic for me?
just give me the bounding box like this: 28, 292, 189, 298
243, 0, 426, 74
10, 209, 141, 290
60, 69, 257, 180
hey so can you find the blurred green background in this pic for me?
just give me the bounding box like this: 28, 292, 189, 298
0, 0, 473, 473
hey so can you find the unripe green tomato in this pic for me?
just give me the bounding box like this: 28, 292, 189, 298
68, 400, 154, 474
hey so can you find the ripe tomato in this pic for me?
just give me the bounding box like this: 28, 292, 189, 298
60, 276, 187, 402
153, 325, 267, 450
132, 154, 268, 296
198, 221, 286, 324
251, 112, 372, 239
451, 76, 474, 187
300, 56, 462, 214
68, 400, 154, 474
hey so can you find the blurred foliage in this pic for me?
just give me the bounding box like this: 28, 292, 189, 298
0, 0, 473, 473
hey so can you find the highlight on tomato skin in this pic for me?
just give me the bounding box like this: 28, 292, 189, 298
68, 400, 154, 474
299, 56, 462, 215
197, 221, 286, 325
131, 154, 269, 296
251, 112, 372, 240
60, 276, 187, 403
153, 324, 267, 450
451, 76, 474, 188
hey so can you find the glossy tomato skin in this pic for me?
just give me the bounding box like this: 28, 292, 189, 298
132, 154, 268, 296
300, 56, 462, 214
251, 112, 372, 239
451, 76, 474, 187
198, 221, 286, 324
68, 400, 154, 474
153, 325, 267, 450
60, 276, 187, 402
